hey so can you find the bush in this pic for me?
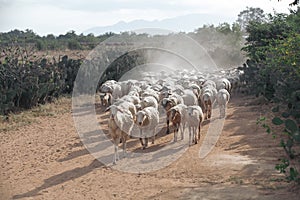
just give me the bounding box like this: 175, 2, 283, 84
0, 46, 81, 115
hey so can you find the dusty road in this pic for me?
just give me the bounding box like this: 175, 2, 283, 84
1, 96, 299, 199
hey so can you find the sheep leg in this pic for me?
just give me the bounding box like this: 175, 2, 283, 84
139, 138, 144, 149
188, 126, 192, 146
166, 118, 170, 134
122, 135, 127, 158
198, 124, 201, 143
145, 138, 149, 148
208, 106, 212, 119
173, 123, 178, 142
180, 123, 185, 140
194, 127, 197, 144
113, 138, 119, 164
152, 129, 155, 144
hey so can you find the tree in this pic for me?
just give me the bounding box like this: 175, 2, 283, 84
237, 7, 266, 32
216, 22, 231, 35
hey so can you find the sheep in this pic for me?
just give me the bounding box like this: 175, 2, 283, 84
140, 88, 159, 102
189, 83, 201, 98
161, 95, 183, 134
228, 76, 241, 95
216, 78, 232, 93
168, 104, 187, 142
100, 80, 117, 93
140, 96, 158, 110
186, 105, 204, 146
135, 107, 160, 149
202, 80, 216, 89
216, 89, 230, 118
99, 92, 112, 107
111, 83, 122, 101
107, 105, 134, 164
201, 87, 215, 120
110, 100, 137, 121
128, 84, 141, 95
181, 89, 198, 106
119, 95, 140, 106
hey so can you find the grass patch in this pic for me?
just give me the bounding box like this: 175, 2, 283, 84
0, 96, 71, 132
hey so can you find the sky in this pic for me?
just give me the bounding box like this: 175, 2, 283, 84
0, 0, 293, 36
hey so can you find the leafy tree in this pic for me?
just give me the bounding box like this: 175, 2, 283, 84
237, 7, 266, 32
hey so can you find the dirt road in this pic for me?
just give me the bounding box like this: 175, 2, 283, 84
1, 96, 299, 199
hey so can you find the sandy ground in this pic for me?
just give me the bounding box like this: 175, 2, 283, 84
1, 95, 299, 200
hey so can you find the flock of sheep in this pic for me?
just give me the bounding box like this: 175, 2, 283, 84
99, 68, 241, 164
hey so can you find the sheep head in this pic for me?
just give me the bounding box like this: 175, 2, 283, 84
135, 111, 150, 126
162, 98, 175, 110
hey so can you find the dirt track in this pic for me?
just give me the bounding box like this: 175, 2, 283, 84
1, 95, 299, 199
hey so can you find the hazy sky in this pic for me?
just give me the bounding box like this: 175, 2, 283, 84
0, 0, 292, 36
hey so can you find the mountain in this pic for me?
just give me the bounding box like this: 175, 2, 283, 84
83, 13, 235, 35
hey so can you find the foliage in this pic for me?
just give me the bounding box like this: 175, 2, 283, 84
247, 7, 300, 184
240, 7, 300, 103
257, 113, 300, 183
0, 45, 81, 115
0, 29, 115, 51
237, 7, 266, 32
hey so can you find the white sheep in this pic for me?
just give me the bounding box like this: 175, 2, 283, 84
119, 95, 140, 106
100, 80, 117, 93
202, 80, 216, 89
216, 78, 232, 93
135, 107, 160, 149
140, 88, 159, 103
216, 89, 230, 118
111, 83, 122, 101
140, 96, 158, 110
110, 100, 137, 120
186, 105, 204, 146
107, 105, 134, 164
182, 89, 198, 106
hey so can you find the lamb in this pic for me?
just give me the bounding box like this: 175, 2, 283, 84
107, 105, 134, 164
168, 104, 188, 142
216, 89, 230, 118
135, 107, 160, 149
186, 105, 204, 146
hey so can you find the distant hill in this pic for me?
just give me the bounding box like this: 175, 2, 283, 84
83, 13, 235, 35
